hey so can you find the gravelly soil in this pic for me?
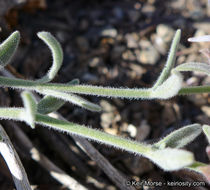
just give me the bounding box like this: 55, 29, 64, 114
0, 0, 210, 189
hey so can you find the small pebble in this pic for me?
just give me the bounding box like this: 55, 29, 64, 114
100, 26, 118, 38
135, 40, 160, 65
125, 33, 139, 48
156, 24, 175, 43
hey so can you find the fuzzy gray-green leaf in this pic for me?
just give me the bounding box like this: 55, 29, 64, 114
174, 62, 210, 76
154, 124, 202, 149
37, 79, 80, 114
0, 31, 20, 68
37, 89, 101, 112
153, 29, 181, 89
21, 91, 37, 129
36, 32, 63, 83
203, 125, 210, 144
146, 148, 194, 171
37, 95, 65, 114
151, 71, 183, 99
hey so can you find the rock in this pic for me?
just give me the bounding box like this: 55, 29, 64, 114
116, 33, 123, 42
141, 4, 155, 17
104, 127, 118, 135
100, 26, 118, 38
88, 57, 102, 67
188, 0, 204, 20
122, 50, 136, 61
151, 34, 167, 54
138, 39, 152, 49
100, 100, 120, 129
101, 112, 115, 128
76, 36, 89, 52
135, 40, 160, 65
169, 0, 186, 10
125, 33, 139, 48
186, 77, 199, 86
127, 124, 137, 138
185, 53, 198, 63
129, 63, 146, 77
101, 112, 121, 129
156, 24, 175, 43
193, 22, 210, 34
191, 10, 204, 21
189, 94, 207, 107
194, 29, 207, 38
152, 24, 175, 54
100, 100, 116, 112
201, 106, 210, 117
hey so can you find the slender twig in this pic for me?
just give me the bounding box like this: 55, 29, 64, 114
38, 128, 90, 175
6, 121, 88, 190
0, 124, 31, 190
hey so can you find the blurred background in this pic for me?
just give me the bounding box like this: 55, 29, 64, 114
0, 0, 210, 189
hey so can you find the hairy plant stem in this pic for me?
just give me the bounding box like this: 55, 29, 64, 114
152, 29, 181, 89
0, 76, 209, 98
178, 86, 210, 95
0, 108, 151, 154
0, 107, 194, 170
